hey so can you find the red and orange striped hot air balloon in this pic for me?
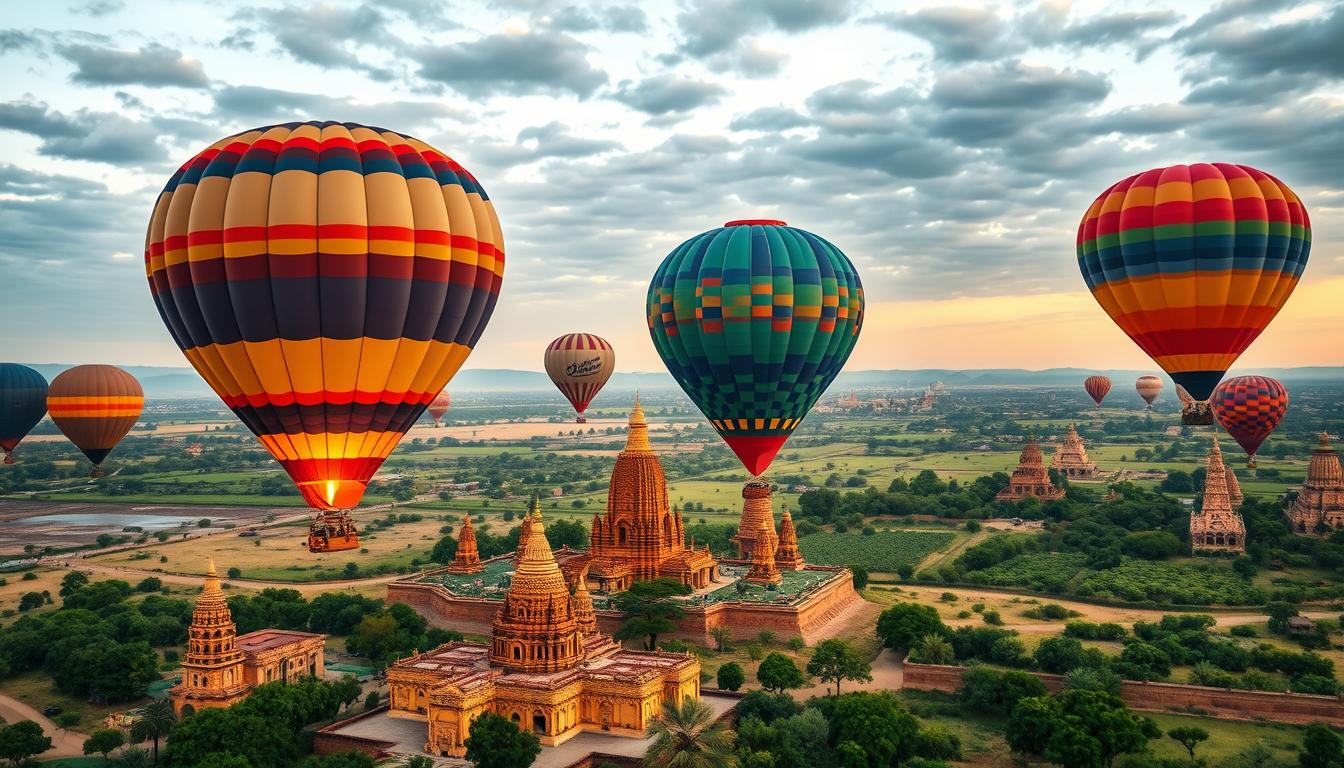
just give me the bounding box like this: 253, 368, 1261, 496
1077, 163, 1310, 424
145, 121, 504, 552
1136, 375, 1163, 408
1084, 375, 1111, 407
427, 390, 451, 426
1212, 375, 1287, 468
47, 365, 143, 477
544, 333, 614, 423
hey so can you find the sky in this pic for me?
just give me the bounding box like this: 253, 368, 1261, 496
0, 0, 1341, 374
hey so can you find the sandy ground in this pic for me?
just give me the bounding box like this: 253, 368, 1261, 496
793, 648, 903, 699
0, 691, 87, 758
66, 562, 406, 598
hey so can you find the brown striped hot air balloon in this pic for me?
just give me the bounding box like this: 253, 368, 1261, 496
1136, 375, 1163, 409
144, 121, 505, 553
1084, 375, 1111, 408
543, 333, 614, 422
46, 365, 143, 477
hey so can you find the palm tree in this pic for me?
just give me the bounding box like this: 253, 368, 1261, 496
115, 746, 153, 768
911, 633, 955, 665
130, 699, 175, 765
643, 697, 737, 768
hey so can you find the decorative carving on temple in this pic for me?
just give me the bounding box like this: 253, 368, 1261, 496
1288, 433, 1344, 535
1050, 423, 1098, 479
578, 400, 717, 592
774, 510, 805, 571
743, 502, 782, 585
1190, 438, 1246, 554
570, 569, 598, 637
996, 437, 1066, 501
733, 480, 776, 558
490, 507, 583, 673
1224, 460, 1244, 509
445, 515, 483, 574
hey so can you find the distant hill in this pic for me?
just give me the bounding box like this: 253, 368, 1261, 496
14, 363, 1343, 398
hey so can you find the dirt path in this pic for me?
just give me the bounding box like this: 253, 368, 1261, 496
64, 562, 408, 596
794, 648, 903, 699
0, 691, 86, 758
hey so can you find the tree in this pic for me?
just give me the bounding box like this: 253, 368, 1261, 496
1301, 722, 1344, 768
806, 639, 872, 696
644, 697, 737, 768
333, 674, 362, 710
757, 653, 805, 693
130, 698, 175, 765
301, 753, 376, 768
850, 567, 868, 590
909, 633, 955, 664
746, 643, 765, 669
194, 755, 251, 768
463, 711, 540, 768
226, 567, 241, 579
717, 662, 745, 692
400, 758, 434, 768
0, 720, 52, 767
364, 691, 381, 711
959, 666, 1047, 714
613, 578, 693, 650
828, 691, 918, 767
710, 625, 733, 652
84, 729, 125, 764
116, 746, 152, 768
1166, 726, 1209, 761
1007, 690, 1156, 768
876, 603, 947, 651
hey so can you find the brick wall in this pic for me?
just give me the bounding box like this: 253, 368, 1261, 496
312, 706, 396, 758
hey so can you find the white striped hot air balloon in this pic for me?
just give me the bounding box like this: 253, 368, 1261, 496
544, 334, 614, 423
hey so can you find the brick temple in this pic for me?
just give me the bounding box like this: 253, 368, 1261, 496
997, 437, 1066, 501
1190, 438, 1246, 554
1050, 423, 1098, 479
1288, 433, 1344, 535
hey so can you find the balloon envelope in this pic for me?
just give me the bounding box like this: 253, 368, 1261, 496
0, 363, 48, 464
428, 391, 452, 425
47, 365, 142, 469
145, 121, 504, 511
1212, 375, 1287, 461
647, 219, 864, 475
1136, 375, 1163, 406
544, 334, 614, 417
1078, 163, 1310, 401
1084, 375, 1112, 406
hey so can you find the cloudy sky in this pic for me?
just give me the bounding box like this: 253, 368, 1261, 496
1, 0, 1341, 375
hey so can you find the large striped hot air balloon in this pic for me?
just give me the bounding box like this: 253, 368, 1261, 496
1212, 375, 1287, 468
47, 365, 142, 476
0, 364, 48, 464
1136, 375, 1163, 408
427, 390, 452, 426
1084, 375, 1111, 407
145, 121, 504, 551
544, 333, 614, 422
1077, 163, 1310, 424
647, 219, 864, 476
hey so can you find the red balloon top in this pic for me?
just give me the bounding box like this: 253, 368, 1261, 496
724, 219, 787, 227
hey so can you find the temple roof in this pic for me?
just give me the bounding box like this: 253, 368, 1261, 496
1307, 433, 1344, 487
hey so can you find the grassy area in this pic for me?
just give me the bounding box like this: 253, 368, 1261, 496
798, 530, 959, 572
0, 672, 146, 732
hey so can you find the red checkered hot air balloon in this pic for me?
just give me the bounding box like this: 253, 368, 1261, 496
428, 390, 451, 426
544, 333, 614, 423
1084, 376, 1111, 408
1212, 376, 1287, 468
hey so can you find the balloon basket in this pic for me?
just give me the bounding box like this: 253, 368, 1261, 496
90, 467, 105, 479
1181, 403, 1214, 426
308, 510, 361, 554
576, 415, 586, 424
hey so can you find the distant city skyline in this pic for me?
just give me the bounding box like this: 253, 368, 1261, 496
2, 0, 1340, 373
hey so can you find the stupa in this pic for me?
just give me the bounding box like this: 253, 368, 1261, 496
1288, 433, 1344, 534
1050, 423, 1098, 479
1190, 438, 1246, 554
444, 515, 483, 574
569, 400, 718, 591
774, 511, 805, 571
570, 571, 598, 636
996, 437, 1066, 501
1224, 460, 1244, 509
743, 510, 782, 585
733, 480, 776, 558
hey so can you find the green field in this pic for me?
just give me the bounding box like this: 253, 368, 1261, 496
798, 530, 959, 572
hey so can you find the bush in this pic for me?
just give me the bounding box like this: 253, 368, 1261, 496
981, 610, 1003, 626
716, 662, 745, 691
1229, 625, 1256, 638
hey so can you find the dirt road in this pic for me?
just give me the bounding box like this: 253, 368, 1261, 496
0, 691, 87, 758
66, 562, 409, 596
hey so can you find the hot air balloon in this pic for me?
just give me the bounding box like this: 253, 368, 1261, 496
428, 390, 452, 426
145, 121, 504, 553
544, 333, 614, 422
647, 219, 864, 476
0, 364, 48, 464
1136, 375, 1163, 409
1212, 375, 1287, 468
1077, 163, 1310, 424
47, 365, 142, 477
1084, 376, 1111, 408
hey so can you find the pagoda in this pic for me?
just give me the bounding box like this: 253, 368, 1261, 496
774, 511, 805, 571
445, 515, 483, 574
1224, 460, 1244, 509
743, 511, 782, 585
733, 480, 776, 558
1190, 438, 1246, 554
574, 400, 718, 592
996, 437, 1066, 501
1050, 423, 1098, 479
570, 571, 598, 636
1288, 433, 1344, 535
490, 508, 583, 673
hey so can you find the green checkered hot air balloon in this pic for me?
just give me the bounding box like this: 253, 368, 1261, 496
647, 219, 865, 475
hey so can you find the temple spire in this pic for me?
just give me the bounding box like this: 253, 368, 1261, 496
775, 510, 805, 571
1190, 436, 1246, 553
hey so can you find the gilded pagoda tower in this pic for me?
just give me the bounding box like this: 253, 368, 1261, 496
490, 508, 583, 673
1190, 438, 1246, 554
774, 511, 805, 571
996, 437, 1066, 501
170, 558, 248, 715
570, 571, 598, 636
1050, 423, 1098, 479
1288, 433, 1344, 534
1224, 460, 1244, 509
583, 400, 717, 591
734, 480, 776, 558
445, 515, 484, 574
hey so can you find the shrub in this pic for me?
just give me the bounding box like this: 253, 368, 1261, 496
716, 662, 745, 691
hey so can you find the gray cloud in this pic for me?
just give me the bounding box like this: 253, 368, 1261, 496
543, 4, 647, 32
612, 75, 727, 115
416, 31, 607, 98
211, 85, 456, 130
239, 3, 391, 70
72, 0, 125, 16
0, 29, 40, 52
1180, 0, 1344, 79
58, 42, 209, 88
671, 0, 851, 75
729, 106, 809, 132
0, 100, 205, 166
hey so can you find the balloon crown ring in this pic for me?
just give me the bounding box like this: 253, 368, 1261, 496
724, 219, 787, 227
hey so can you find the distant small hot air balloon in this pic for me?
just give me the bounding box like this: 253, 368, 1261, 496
647, 219, 864, 476
428, 391, 452, 426
47, 365, 142, 477
1084, 376, 1112, 408
1212, 375, 1287, 468
544, 334, 614, 423
1136, 375, 1163, 409
1077, 163, 1310, 424
0, 363, 48, 464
